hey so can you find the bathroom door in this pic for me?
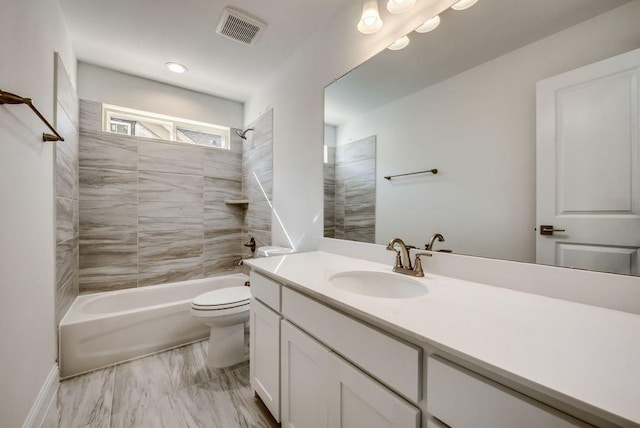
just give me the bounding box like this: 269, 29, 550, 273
536, 48, 640, 275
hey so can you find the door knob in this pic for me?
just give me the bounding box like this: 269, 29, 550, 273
540, 225, 566, 236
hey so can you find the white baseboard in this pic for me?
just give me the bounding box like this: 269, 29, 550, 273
22, 365, 59, 428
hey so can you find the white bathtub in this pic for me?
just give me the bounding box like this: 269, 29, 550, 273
59, 273, 249, 379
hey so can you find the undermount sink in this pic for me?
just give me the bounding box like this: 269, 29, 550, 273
329, 271, 428, 299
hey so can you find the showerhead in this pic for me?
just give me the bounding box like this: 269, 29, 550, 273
235, 127, 255, 139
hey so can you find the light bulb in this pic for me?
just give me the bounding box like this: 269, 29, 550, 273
415, 15, 441, 33
388, 35, 410, 51
358, 0, 383, 34
166, 62, 188, 73
451, 0, 478, 11
387, 0, 415, 14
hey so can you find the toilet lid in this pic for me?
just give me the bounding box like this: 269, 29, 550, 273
192, 286, 251, 309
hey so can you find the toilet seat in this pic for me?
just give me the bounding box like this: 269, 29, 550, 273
191, 286, 251, 311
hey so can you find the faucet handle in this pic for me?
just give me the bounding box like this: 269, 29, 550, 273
412, 252, 433, 277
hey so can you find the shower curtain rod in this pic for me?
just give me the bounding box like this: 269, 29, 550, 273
384, 168, 438, 180
0, 89, 64, 142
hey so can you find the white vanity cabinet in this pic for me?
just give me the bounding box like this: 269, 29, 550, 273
249, 272, 283, 422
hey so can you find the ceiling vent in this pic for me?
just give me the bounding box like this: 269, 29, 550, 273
216, 7, 267, 46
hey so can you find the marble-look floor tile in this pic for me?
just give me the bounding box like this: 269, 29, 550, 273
57, 366, 114, 428
110, 393, 190, 428
138, 140, 204, 176
79, 131, 138, 171
111, 353, 174, 416
163, 343, 211, 392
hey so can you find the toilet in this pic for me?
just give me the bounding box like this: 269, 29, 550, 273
191, 245, 293, 368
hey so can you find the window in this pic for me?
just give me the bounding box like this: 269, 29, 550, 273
103, 104, 230, 149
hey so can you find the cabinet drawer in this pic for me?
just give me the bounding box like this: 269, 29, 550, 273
250, 271, 281, 311
282, 287, 422, 402
427, 356, 589, 428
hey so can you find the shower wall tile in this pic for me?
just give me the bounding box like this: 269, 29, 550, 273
247, 201, 271, 232
57, 197, 75, 244
55, 55, 79, 129
79, 100, 102, 133
56, 272, 78, 325
79, 132, 137, 171
79, 232, 138, 269
79, 265, 139, 293
80, 167, 137, 201
229, 129, 243, 154
204, 149, 242, 181
80, 200, 137, 235
138, 257, 204, 287
204, 255, 242, 277
204, 229, 243, 257
139, 171, 203, 203
204, 204, 243, 231
56, 237, 78, 289
139, 201, 204, 232
139, 230, 203, 263
204, 178, 242, 203
334, 136, 376, 243
138, 140, 204, 175
55, 58, 80, 325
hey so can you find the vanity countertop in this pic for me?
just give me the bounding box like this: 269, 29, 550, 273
245, 251, 640, 427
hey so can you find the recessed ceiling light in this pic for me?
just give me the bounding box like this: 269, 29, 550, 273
388, 35, 410, 51
451, 0, 478, 11
415, 15, 441, 33
166, 62, 188, 73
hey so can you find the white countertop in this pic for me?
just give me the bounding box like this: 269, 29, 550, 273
246, 251, 640, 427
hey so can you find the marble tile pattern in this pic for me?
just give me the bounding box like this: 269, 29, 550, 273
55, 55, 80, 326
78, 100, 248, 292
324, 147, 336, 238
242, 109, 273, 253
48, 341, 278, 428
334, 136, 376, 243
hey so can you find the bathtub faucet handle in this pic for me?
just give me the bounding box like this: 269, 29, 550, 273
244, 237, 256, 253
244, 281, 250, 287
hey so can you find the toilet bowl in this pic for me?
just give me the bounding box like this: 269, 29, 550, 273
190, 286, 251, 368
191, 245, 293, 368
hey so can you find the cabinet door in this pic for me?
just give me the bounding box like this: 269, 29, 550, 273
281, 321, 330, 428
250, 298, 281, 422
328, 353, 420, 428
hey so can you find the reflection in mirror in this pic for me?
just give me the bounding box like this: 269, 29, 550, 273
324, 0, 640, 276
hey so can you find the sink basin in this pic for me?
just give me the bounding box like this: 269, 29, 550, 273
329, 271, 428, 299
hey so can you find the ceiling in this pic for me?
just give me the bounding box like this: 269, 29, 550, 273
325, 0, 633, 126
58, 0, 349, 103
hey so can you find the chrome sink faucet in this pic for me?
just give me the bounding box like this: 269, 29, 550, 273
386, 238, 432, 277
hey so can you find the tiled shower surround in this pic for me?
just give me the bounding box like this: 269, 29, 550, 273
325, 135, 376, 243
77, 100, 272, 293
55, 55, 80, 325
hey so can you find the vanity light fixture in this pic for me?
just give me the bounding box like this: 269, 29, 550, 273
387, 35, 410, 50
166, 62, 188, 73
358, 0, 384, 34
451, 0, 478, 11
415, 15, 441, 33
387, 0, 416, 14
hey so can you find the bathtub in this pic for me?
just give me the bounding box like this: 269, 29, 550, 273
59, 273, 249, 379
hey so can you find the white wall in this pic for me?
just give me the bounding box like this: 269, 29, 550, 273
245, 0, 459, 251
0, 0, 76, 426
78, 63, 244, 129
335, 1, 640, 263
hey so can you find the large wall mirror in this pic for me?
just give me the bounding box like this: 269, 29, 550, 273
324, 0, 640, 276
